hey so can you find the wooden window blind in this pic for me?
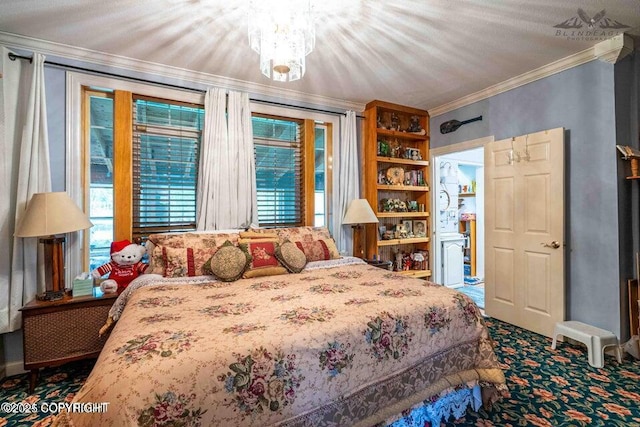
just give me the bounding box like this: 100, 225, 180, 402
253, 115, 304, 227
131, 97, 203, 239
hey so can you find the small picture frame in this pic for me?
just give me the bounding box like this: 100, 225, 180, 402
378, 225, 387, 239
413, 220, 427, 237
402, 220, 413, 235
394, 224, 408, 239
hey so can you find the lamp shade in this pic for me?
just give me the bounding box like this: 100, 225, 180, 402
15, 192, 93, 237
342, 199, 378, 225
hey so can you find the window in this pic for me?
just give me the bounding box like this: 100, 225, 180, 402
84, 89, 203, 267
86, 90, 114, 271
132, 97, 203, 239
314, 123, 327, 226
78, 77, 333, 271
253, 115, 304, 227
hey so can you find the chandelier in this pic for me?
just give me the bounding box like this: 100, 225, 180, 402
248, 0, 315, 82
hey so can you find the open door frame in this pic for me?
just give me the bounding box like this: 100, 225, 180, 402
430, 136, 494, 284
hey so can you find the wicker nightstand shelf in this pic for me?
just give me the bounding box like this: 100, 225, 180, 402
20, 291, 117, 392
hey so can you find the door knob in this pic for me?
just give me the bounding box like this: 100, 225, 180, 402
541, 241, 560, 249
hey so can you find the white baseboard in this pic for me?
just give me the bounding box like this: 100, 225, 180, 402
4, 361, 26, 378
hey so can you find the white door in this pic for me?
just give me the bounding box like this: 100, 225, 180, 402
484, 128, 564, 338
442, 238, 465, 288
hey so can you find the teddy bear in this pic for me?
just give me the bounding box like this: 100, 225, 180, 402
92, 240, 148, 294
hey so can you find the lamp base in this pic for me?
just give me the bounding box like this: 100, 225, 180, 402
352, 225, 364, 258
36, 290, 65, 302
40, 236, 66, 295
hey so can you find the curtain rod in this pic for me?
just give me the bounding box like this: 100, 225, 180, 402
8, 52, 363, 118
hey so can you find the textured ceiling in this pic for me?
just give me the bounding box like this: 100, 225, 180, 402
1, 0, 639, 111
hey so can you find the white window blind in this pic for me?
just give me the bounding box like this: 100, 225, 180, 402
253, 116, 304, 227
132, 97, 203, 239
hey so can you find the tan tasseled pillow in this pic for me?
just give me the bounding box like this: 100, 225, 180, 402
275, 241, 307, 273
204, 241, 251, 282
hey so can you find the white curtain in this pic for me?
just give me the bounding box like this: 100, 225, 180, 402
196, 88, 227, 230
0, 49, 51, 333
227, 91, 258, 227
332, 110, 360, 255
196, 88, 256, 230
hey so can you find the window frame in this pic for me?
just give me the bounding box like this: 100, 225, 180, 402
250, 102, 336, 229
82, 88, 114, 271
69, 73, 204, 276
128, 94, 204, 239
313, 122, 329, 227
252, 113, 307, 228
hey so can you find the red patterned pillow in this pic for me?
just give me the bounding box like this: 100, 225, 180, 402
162, 247, 216, 278
295, 238, 341, 262
242, 241, 288, 279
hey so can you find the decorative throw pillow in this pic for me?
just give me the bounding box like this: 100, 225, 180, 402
239, 231, 279, 240
295, 238, 341, 262
162, 247, 217, 278
242, 241, 289, 279
275, 241, 307, 273
272, 226, 333, 243
147, 231, 242, 275
145, 240, 164, 275
204, 241, 251, 282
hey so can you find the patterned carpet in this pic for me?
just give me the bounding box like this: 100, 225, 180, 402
1, 319, 639, 426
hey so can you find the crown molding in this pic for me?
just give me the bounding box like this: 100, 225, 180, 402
594, 33, 634, 64
0, 31, 365, 112
429, 46, 598, 117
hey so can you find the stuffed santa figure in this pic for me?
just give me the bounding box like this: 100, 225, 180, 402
92, 240, 148, 294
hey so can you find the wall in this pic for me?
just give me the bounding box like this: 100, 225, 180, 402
614, 45, 640, 339
431, 59, 628, 339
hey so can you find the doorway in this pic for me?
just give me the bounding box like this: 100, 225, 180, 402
431, 136, 493, 309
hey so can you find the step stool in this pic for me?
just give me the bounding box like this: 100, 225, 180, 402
551, 321, 622, 368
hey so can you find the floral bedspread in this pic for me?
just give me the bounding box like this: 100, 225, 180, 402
56, 258, 506, 427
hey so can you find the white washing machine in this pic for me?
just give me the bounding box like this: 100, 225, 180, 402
440, 233, 465, 288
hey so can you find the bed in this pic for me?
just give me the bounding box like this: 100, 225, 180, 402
55, 227, 506, 426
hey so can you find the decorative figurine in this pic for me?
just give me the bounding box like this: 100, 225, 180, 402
380, 198, 408, 212
390, 140, 401, 158
395, 250, 403, 271
378, 140, 390, 157
408, 115, 422, 133
390, 113, 400, 131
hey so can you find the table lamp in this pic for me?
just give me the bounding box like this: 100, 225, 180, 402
342, 199, 378, 258
14, 192, 93, 301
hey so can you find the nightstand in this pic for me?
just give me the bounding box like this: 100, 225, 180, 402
20, 291, 117, 392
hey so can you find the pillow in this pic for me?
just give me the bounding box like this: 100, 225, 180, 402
238, 237, 279, 244
162, 247, 216, 278
204, 241, 251, 282
146, 231, 242, 275
275, 241, 307, 273
239, 231, 278, 240
242, 241, 288, 279
273, 226, 333, 243
295, 238, 341, 262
